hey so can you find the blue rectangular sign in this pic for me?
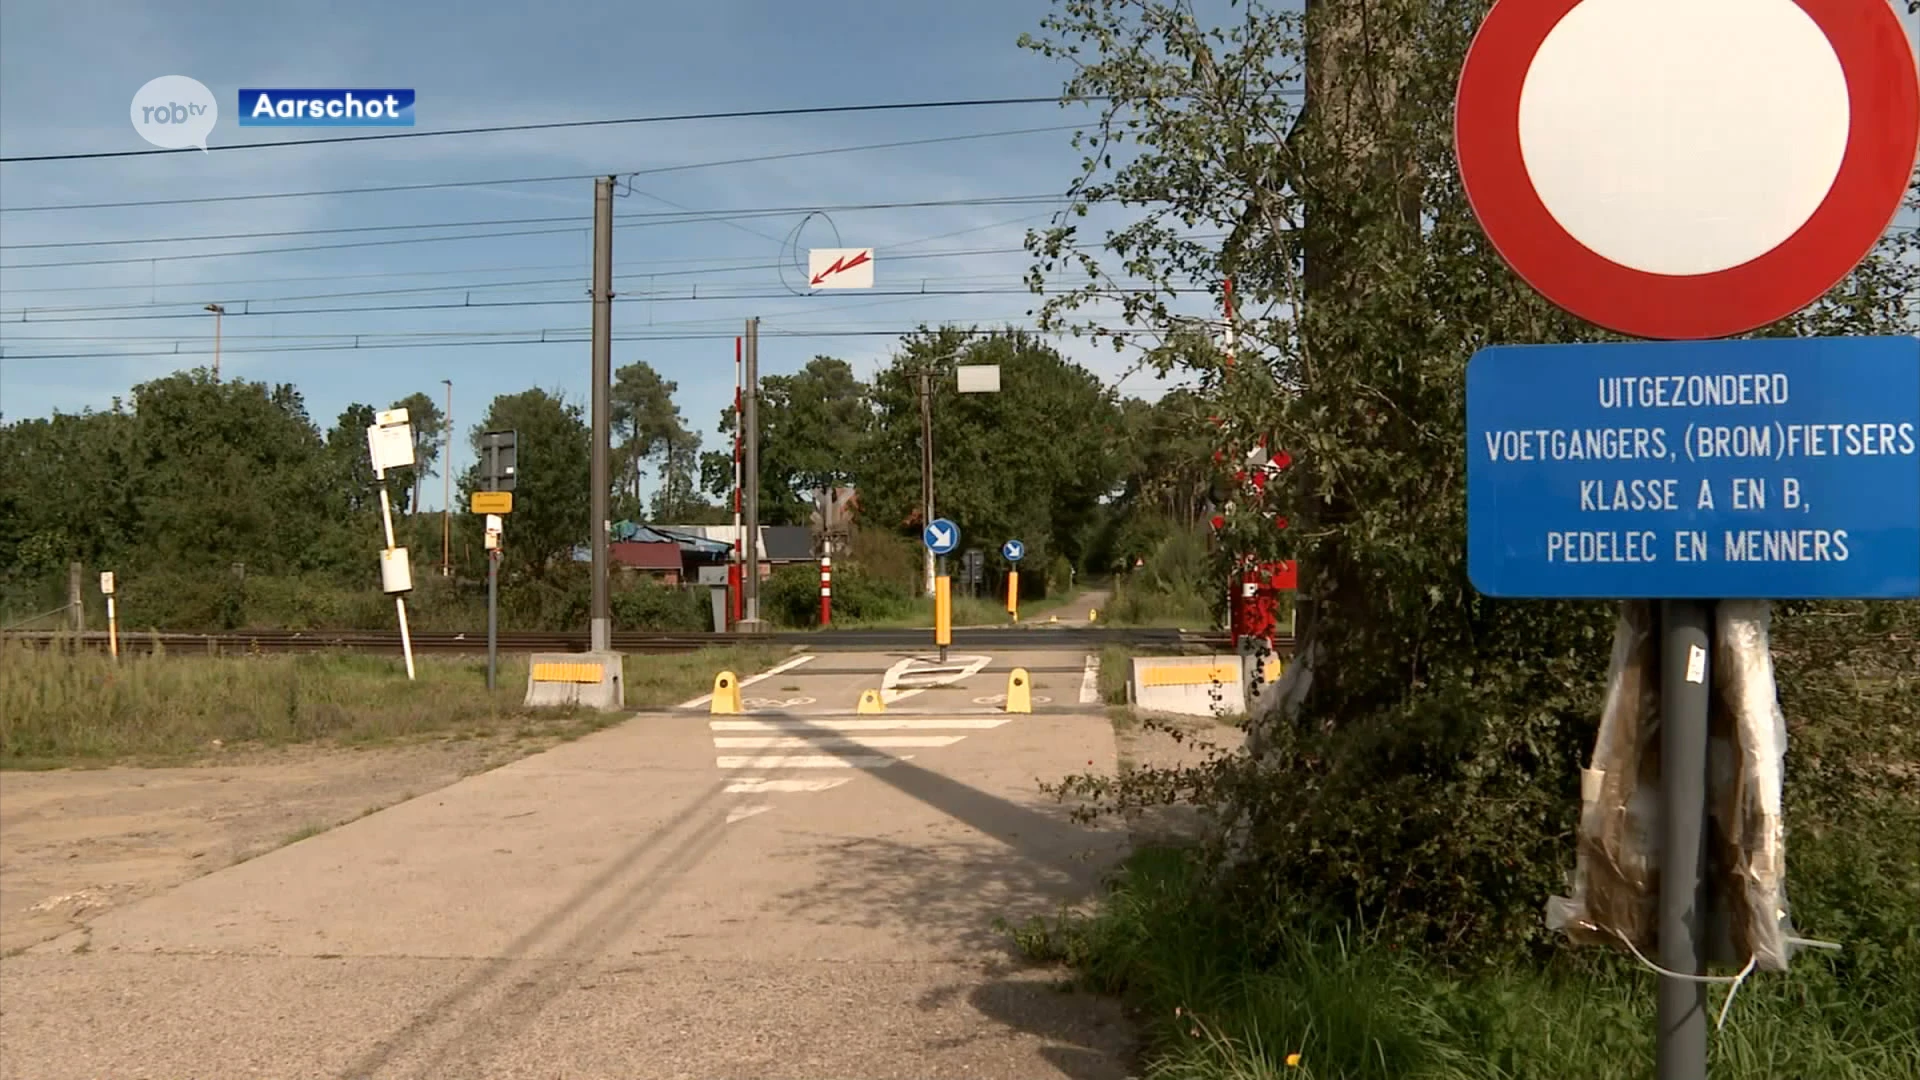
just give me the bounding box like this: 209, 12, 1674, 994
1467, 336, 1920, 599
237, 89, 415, 126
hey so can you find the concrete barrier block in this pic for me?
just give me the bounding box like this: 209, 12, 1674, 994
524, 651, 624, 711
1128, 654, 1245, 717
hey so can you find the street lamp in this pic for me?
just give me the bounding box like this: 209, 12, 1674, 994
915, 349, 1002, 595
441, 379, 453, 576
204, 304, 225, 379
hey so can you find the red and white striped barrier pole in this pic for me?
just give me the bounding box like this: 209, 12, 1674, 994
819, 555, 832, 626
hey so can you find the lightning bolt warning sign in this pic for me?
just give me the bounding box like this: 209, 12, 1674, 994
808, 248, 875, 289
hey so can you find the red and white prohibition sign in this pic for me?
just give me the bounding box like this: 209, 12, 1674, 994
1456, 0, 1920, 340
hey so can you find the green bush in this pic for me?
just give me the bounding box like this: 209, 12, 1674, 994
610, 578, 710, 632
761, 564, 820, 628
763, 562, 914, 627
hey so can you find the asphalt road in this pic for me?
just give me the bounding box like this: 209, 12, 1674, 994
0, 643, 1135, 1079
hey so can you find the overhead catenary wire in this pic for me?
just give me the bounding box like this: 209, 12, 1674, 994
0, 123, 1085, 215
0, 95, 1165, 164
0, 234, 1228, 320
0, 194, 1086, 270
0, 208, 1078, 300
0, 284, 1210, 331
0, 321, 1171, 362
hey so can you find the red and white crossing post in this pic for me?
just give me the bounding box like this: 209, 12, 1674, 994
819, 555, 832, 626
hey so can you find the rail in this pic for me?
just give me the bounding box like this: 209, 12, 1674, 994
2, 626, 1287, 657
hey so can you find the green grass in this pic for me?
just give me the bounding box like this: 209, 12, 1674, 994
0, 638, 784, 767
1011, 847, 1920, 1080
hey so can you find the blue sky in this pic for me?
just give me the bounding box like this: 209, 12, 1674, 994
2, 2, 1914, 510
0, 0, 1199, 506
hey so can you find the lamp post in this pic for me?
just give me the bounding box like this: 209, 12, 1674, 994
441, 379, 453, 576
204, 303, 225, 379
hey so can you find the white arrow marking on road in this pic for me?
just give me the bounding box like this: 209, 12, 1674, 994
715, 735, 964, 750
881, 653, 991, 704
724, 777, 853, 793
727, 805, 773, 824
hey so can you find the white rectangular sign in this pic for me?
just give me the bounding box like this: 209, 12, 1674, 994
956, 364, 1001, 393
366, 410, 416, 474
808, 248, 874, 289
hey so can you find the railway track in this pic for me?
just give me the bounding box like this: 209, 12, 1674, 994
4, 626, 1280, 657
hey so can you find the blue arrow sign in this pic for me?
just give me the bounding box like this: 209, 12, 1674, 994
1002, 539, 1025, 562
923, 517, 960, 555
1466, 336, 1920, 600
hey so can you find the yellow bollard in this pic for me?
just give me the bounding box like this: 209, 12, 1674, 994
1007, 569, 1019, 622
1005, 667, 1032, 714
710, 671, 743, 714
934, 575, 952, 649
1089, 608, 1099, 623
857, 688, 886, 714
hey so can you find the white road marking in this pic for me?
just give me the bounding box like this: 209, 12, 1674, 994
726, 805, 772, 824
971, 694, 1051, 706
676, 653, 817, 709
710, 718, 1011, 732
879, 653, 991, 704
1080, 654, 1100, 705
714, 735, 965, 750
715, 754, 912, 770
724, 777, 853, 793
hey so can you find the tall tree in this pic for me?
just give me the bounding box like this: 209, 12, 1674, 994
1019, 0, 1920, 952
706, 355, 874, 526
647, 426, 705, 522
388, 391, 444, 515
461, 389, 589, 577
609, 360, 684, 510
125, 372, 330, 573
858, 327, 1118, 568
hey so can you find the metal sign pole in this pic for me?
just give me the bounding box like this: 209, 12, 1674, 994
487, 549, 501, 691
1658, 599, 1713, 1080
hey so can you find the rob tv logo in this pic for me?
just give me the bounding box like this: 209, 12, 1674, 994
130, 76, 218, 150
239, 88, 415, 126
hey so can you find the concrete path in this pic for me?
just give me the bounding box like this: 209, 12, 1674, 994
0, 648, 1134, 1080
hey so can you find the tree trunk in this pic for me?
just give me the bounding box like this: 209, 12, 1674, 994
1250, 0, 1421, 755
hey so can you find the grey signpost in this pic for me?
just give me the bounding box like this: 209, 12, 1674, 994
1455, 4, 1920, 1077
479, 429, 517, 691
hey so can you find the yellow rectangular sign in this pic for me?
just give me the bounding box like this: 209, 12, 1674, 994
1138, 663, 1239, 688
471, 491, 513, 514
531, 662, 603, 683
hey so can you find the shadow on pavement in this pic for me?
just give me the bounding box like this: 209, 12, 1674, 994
336, 775, 733, 1080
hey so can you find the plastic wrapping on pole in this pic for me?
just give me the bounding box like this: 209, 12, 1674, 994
106, 597, 118, 661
